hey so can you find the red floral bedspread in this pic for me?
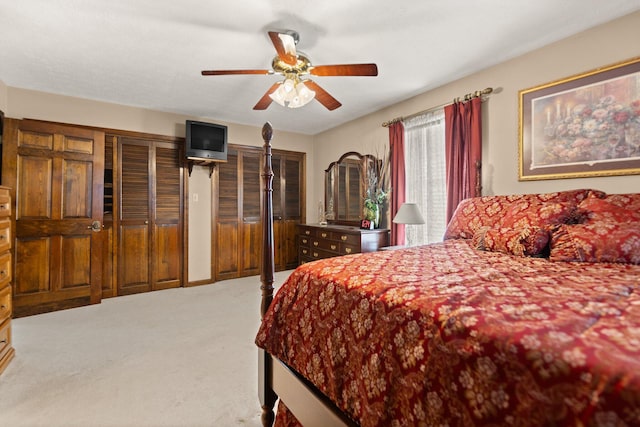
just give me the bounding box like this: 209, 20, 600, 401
255, 239, 640, 426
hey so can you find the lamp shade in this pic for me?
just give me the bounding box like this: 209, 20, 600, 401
269, 78, 315, 108
392, 203, 425, 225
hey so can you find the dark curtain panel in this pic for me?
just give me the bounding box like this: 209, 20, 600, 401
389, 121, 406, 245
444, 97, 482, 223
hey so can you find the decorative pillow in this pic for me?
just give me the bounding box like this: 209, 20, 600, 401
550, 222, 640, 264
597, 193, 640, 211
444, 189, 596, 240
499, 200, 578, 229
472, 200, 581, 256
474, 226, 550, 256
577, 194, 640, 223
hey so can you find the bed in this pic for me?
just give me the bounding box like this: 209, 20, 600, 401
255, 123, 640, 426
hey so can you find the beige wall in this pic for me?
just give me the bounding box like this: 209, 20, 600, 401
312, 11, 640, 216
3, 88, 315, 283
0, 80, 7, 113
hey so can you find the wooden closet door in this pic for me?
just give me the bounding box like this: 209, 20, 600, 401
117, 139, 151, 295
282, 155, 304, 269
271, 152, 305, 271
214, 149, 239, 280
3, 119, 105, 316
153, 143, 182, 291
241, 149, 261, 277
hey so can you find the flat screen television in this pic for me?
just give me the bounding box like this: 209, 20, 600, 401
185, 120, 228, 161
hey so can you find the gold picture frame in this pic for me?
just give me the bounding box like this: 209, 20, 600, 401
519, 57, 640, 181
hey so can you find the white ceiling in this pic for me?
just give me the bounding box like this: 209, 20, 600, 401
1, 1, 639, 135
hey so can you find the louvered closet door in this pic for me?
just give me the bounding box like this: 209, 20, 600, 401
153, 143, 182, 291
241, 149, 261, 277
118, 139, 152, 295
215, 148, 239, 280
271, 151, 305, 271
116, 138, 183, 295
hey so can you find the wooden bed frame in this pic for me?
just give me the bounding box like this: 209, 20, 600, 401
258, 122, 355, 427
257, 122, 481, 426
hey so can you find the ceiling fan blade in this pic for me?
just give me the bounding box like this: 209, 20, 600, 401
310, 63, 378, 77
253, 82, 281, 110
268, 31, 297, 66
304, 80, 342, 111
201, 69, 271, 76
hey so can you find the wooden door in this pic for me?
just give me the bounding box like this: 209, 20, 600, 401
117, 138, 151, 295
272, 151, 305, 271
152, 142, 183, 290
214, 148, 239, 281
115, 136, 183, 296
3, 119, 104, 316
241, 149, 262, 277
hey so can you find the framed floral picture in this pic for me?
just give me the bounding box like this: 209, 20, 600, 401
519, 57, 640, 180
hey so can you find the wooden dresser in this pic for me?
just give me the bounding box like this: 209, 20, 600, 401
297, 224, 389, 265
0, 186, 14, 375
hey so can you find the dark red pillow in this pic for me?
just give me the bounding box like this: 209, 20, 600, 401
577, 196, 640, 224
550, 222, 640, 264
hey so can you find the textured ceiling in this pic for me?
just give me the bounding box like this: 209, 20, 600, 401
1, 1, 639, 135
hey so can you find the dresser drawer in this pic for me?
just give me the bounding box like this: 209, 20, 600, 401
0, 220, 10, 253
298, 236, 311, 248
299, 246, 311, 259
333, 232, 360, 246
0, 252, 10, 289
341, 243, 359, 255
0, 192, 10, 219
0, 285, 10, 324
0, 319, 12, 363
299, 226, 315, 237
310, 238, 340, 253
308, 248, 335, 260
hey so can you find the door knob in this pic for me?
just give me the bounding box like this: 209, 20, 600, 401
87, 220, 102, 232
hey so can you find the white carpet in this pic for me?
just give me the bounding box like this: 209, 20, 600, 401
0, 271, 292, 427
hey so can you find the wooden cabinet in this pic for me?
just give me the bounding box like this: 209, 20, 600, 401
115, 136, 184, 295
214, 145, 305, 281
0, 186, 15, 375
297, 224, 389, 264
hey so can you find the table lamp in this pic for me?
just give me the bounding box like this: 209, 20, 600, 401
392, 203, 425, 246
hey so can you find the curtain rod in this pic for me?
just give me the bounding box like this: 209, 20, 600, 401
382, 87, 493, 127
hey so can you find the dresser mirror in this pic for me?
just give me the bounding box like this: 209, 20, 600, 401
324, 151, 378, 225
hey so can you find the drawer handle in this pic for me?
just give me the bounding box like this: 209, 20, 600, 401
330, 244, 337, 250
313, 241, 318, 247
0, 204, 7, 211
313, 252, 319, 257
0, 235, 4, 240
302, 238, 308, 243
302, 249, 308, 254
305, 230, 310, 235
0, 339, 6, 344
345, 248, 352, 254
0, 305, 6, 310
341, 235, 348, 241
0, 270, 6, 277
321, 232, 327, 238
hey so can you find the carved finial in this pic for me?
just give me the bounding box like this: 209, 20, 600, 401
262, 122, 273, 143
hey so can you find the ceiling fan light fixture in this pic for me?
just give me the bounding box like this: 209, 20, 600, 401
269, 78, 315, 109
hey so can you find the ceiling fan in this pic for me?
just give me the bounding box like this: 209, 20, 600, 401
201, 30, 378, 111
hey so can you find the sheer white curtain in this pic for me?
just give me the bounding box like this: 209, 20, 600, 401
404, 109, 446, 245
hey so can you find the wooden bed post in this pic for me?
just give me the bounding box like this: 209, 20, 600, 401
259, 122, 277, 426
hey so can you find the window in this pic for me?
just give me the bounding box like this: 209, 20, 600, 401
404, 109, 446, 245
